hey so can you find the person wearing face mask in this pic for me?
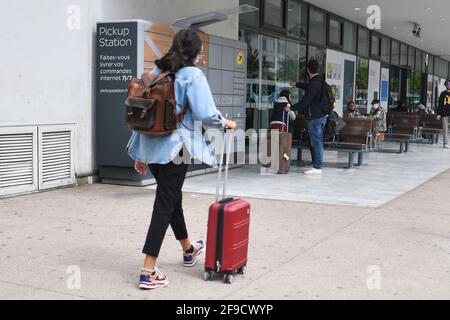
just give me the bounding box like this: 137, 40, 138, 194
369, 99, 386, 145
343, 101, 360, 118
436, 79, 450, 149
126, 29, 237, 290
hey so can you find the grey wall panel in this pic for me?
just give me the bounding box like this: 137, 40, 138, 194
233, 95, 245, 107
210, 36, 244, 49
213, 95, 222, 108
233, 107, 246, 118
208, 69, 222, 95
208, 44, 222, 70
220, 107, 233, 119
222, 46, 235, 71
221, 95, 234, 107
221, 71, 234, 95
233, 89, 246, 96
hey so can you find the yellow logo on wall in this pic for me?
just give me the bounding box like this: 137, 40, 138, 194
237, 51, 245, 65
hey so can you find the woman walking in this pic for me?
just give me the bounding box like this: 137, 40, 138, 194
126, 29, 237, 290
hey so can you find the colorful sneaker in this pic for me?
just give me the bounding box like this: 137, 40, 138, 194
183, 240, 205, 268
138, 267, 169, 290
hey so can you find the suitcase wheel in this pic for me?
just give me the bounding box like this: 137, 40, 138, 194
203, 271, 213, 282
238, 266, 247, 275
224, 274, 234, 285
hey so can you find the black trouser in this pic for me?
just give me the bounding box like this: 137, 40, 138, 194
143, 162, 189, 257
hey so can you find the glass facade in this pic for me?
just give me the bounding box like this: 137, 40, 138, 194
343, 21, 357, 53
408, 47, 415, 69
381, 37, 390, 63
390, 67, 400, 108
287, 0, 307, 40
329, 18, 342, 47
371, 34, 380, 58
391, 40, 399, 65
240, 0, 261, 26
240, 29, 307, 130
239, 0, 449, 130
356, 58, 369, 113
309, 7, 326, 45
264, 0, 284, 28
400, 43, 408, 66
357, 27, 369, 57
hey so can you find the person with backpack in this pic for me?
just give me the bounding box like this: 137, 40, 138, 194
126, 29, 237, 290
437, 79, 450, 149
290, 59, 332, 175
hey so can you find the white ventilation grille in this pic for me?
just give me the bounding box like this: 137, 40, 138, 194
39, 126, 75, 190
0, 133, 34, 188
41, 131, 72, 183
0, 127, 38, 197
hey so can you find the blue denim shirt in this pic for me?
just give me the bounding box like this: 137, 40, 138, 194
126, 66, 225, 167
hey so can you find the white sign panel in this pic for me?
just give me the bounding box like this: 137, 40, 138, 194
326, 49, 356, 116
368, 60, 381, 108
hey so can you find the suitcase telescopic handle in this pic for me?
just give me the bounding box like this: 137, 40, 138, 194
216, 130, 234, 202
285, 110, 290, 133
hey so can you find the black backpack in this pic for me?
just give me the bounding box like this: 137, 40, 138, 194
324, 111, 346, 141
320, 81, 336, 115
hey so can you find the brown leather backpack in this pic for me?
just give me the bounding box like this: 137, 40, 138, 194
126, 72, 188, 137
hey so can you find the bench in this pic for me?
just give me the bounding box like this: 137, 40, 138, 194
419, 113, 443, 144
383, 113, 419, 153
292, 116, 372, 169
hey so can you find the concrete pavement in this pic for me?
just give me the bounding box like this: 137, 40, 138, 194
1, 168, 450, 300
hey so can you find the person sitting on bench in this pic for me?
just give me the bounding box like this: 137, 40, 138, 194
343, 101, 361, 118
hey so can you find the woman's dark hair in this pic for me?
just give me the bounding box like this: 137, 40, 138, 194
371, 99, 381, 105
279, 90, 293, 105
347, 101, 356, 108
155, 29, 203, 73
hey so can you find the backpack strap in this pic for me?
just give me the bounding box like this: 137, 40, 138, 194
149, 71, 173, 87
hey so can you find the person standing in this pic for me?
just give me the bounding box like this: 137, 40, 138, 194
270, 90, 296, 132
369, 99, 387, 133
437, 79, 450, 149
369, 99, 386, 147
290, 59, 328, 175
126, 29, 237, 290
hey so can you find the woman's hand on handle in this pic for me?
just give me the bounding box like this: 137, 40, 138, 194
224, 119, 237, 130
134, 161, 149, 176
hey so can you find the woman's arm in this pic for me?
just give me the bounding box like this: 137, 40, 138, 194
186, 72, 227, 128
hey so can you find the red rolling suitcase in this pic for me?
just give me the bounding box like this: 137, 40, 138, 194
204, 131, 251, 284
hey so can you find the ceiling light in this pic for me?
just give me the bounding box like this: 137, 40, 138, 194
354, 8, 361, 11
